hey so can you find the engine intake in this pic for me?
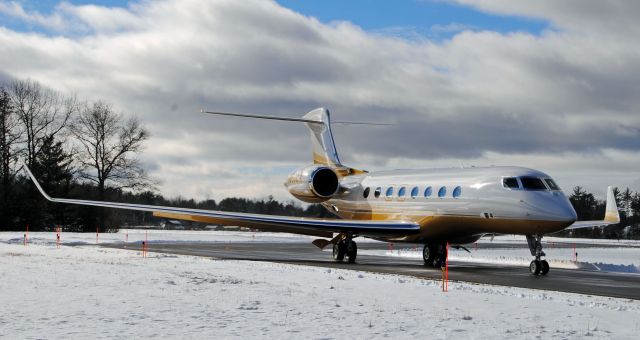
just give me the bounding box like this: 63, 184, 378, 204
285, 165, 340, 203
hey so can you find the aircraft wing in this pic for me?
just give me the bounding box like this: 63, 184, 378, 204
23, 165, 420, 238
565, 186, 620, 230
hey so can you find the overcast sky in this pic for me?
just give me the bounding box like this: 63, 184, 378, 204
1, 0, 639, 201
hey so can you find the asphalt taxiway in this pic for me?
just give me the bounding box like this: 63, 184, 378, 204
104, 241, 640, 300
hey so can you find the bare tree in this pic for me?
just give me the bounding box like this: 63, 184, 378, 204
71, 101, 152, 199
0, 85, 22, 226
0, 86, 21, 186
9, 79, 76, 168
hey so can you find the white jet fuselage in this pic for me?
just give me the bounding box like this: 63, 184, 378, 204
315, 166, 577, 244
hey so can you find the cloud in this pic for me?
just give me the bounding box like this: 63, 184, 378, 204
0, 0, 638, 200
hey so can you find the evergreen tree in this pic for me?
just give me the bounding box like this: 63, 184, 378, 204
24, 135, 75, 229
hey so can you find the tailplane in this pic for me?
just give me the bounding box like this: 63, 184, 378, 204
202, 108, 369, 175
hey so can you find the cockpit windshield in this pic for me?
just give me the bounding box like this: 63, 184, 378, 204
520, 177, 547, 191
502, 176, 561, 191
503, 177, 520, 189
544, 178, 560, 190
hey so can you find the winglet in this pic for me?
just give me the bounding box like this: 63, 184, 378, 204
21, 161, 54, 202
604, 186, 620, 223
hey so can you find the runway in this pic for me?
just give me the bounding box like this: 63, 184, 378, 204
104, 241, 640, 300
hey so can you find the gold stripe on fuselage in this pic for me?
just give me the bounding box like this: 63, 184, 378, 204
325, 203, 572, 243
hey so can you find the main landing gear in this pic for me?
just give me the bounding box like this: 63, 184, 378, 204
526, 234, 549, 276
422, 242, 447, 269
333, 234, 357, 263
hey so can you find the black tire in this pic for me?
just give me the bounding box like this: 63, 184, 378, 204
540, 260, 549, 275
422, 244, 435, 267
333, 242, 345, 262
433, 243, 448, 269
529, 260, 541, 275
346, 241, 357, 263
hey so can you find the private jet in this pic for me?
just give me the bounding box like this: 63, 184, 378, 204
24, 108, 619, 275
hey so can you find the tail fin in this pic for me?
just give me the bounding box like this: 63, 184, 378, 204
201, 108, 370, 174
302, 108, 341, 167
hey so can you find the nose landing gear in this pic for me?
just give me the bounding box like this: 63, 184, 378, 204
526, 234, 549, 276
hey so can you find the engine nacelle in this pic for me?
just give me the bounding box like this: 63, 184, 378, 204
285, 165, 340, 203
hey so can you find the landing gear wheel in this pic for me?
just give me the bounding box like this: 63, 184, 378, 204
333, 241, 346, 262
422, 244, 435, 267
540, 260, 549, 275
529, 260, 541, 275
346, 241, 357, 263
433, 243, 448, 269
526, 234, 549, 275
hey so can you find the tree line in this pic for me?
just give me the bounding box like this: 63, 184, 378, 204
1, 78, 638, 238
0, 79, 151, 231
0, 78, 331, 232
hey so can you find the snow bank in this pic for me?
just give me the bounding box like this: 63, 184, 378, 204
1, 241, 639, 339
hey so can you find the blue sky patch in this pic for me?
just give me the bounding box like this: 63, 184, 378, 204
277, 0, 549, 39
0, 0, 549, 39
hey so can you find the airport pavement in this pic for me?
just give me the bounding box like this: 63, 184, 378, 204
103, 241, 640, 300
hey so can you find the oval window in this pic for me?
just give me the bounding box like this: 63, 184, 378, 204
398, 187, 406, 197
363, 187, 370, 198
386, 187, 394, 197
453, 186, 462, 198
374, 187, 381, 198
438, 186, 446, 198
424, 186, 433, 198
410, 186, 419, 198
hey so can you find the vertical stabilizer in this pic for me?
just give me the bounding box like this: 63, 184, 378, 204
303, 108, 342, 167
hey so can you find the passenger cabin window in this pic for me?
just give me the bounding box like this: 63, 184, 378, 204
363, 187, 370, 198
544, 179, 560, 191
410, 186, 419, 198
398, 187, 406, 198
374, 187, 381, 198
503, 177, 519, 189
424, 186, 433, 198
438, 186, 446, 198
520, 177, 547, 191
386, 187, 394, 197
453, 186, 462, 198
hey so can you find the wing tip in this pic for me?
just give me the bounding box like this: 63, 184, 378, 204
605, 186, 620, 223
20, 160, 54, 202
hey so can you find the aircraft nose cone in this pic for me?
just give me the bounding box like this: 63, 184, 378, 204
524, 192, 577, 222
550, 192, 577, 222
561, 200, 578, 222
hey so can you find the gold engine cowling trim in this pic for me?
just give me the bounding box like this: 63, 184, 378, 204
284, 165, 340, 203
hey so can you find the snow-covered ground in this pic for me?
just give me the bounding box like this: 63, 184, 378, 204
1, 232, 640, 339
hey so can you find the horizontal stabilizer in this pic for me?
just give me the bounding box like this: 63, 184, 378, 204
201, 110, 322, 124
201, 109, 391, 126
